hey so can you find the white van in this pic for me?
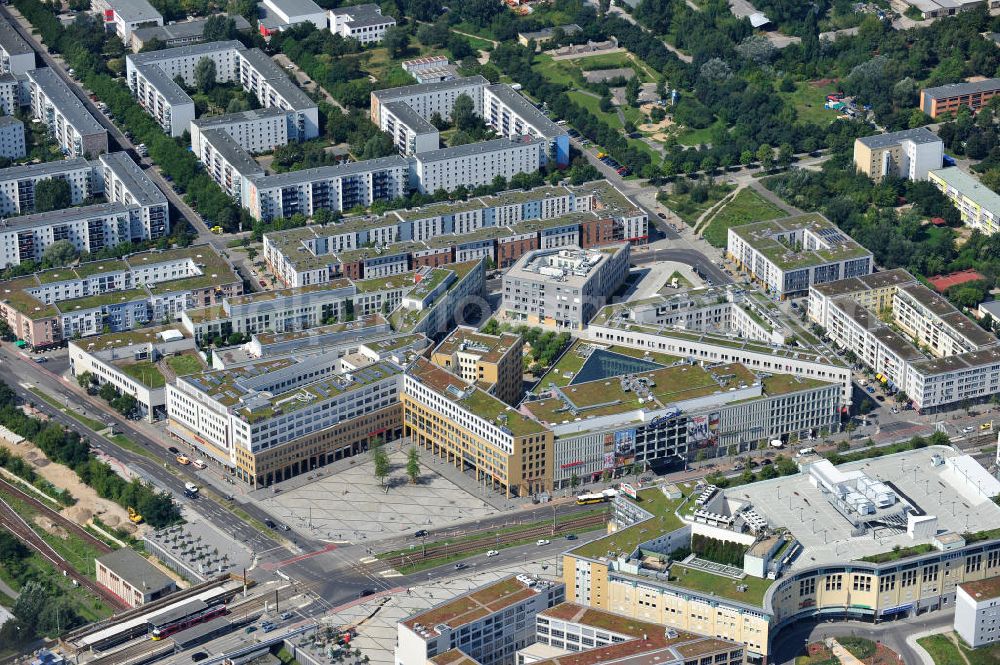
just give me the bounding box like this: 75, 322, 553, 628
797, 447, 815, 457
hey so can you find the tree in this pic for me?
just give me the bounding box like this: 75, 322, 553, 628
625, 76, 640, 106
99, 382, 118, 402
778, 143, 794, 169
41, 239, 78, 267
756, 144, 774, 171
34, 178, 72, 213
76, 371, 93, 390
372, 442, 390, 487
384, 26, 409, 59
194, 56, 217, 93
202, 15, 238, 42
452, 93, 478, 132
406, 447, 420, 484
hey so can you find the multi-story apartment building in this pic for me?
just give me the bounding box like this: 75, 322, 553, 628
482, 84, 569, 168
381, 100, 439, 156
261, 181, 647, 284
955, 576, 1000, 648
0, 203, 136, 265
256, 0, 327, 34
190, 108, 291, 155
126, 41, 318, 139
328, 4, 396, 44
920, 78, 1000, 118
99, 151, 170, 241
501, 244, 631, 330
0, 158, 94, 216
853, 127, 943, 183
0, 17, 35, 75
69, 326, 199, 421
727, 213, 874, 298
129, 15, 251, 52
562, 448, 1000, 664
0, 245, 241, 348
808, 268, 1000, 411
396, 576, 565, 665
0, 116, 25, 159
430, 327, 524, 405
167, 354, 405, 486
413, 138, 543, 195
403, 356, 554, 497
0, 74, 22, 116
91, 0, 163, 44
25, 68, 108, 158
196, 127, 266, 200
371, 76, 487, 129
243, 156, 410, 221
928, 166, 1000, 235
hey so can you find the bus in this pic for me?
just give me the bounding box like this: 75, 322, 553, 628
575, 489, 618, 505
149, 600, 226, 640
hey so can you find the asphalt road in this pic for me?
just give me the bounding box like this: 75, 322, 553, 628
631, 247, 732, 285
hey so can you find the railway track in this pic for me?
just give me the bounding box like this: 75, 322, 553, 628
90, 638, 174, 665
0, 477, 112, 554
0, 493, 127, 610
378, 512, 607, 568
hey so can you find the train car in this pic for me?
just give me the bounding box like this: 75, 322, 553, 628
149, 600, 227, 640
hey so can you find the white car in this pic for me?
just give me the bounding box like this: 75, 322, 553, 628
486, 550, 499, 557
193, 459, 207, 469
536, 539, 550, 546
961, 426, 975, 434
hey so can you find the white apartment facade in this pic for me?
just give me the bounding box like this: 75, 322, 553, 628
413, 138, 542, 194
99, 151, 170, 241
190, 108, 290, 155
0, 18, 35, 75
197, 128, 266, 200
371, 75, 487, 128
0, 203, 132, 268
955, 577, 1000, 648
0, 117, 25, 159
91, 0, 163, 44
26, 68, 108, 158
0, 74, 21, 116
381, 100, 439, 156
0, 159, 94, 216
929, 166, 1000, 236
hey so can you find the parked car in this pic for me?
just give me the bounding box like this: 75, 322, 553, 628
280, 612, 292, 620
536, 539, 550, 546
279, 524, 290, 531
414, 529, 428, 538
657, 212, 666, 219
565, 534, 578, 540
486, 550, 499, 557
176, 455, 190, 465
454, 562, 467, 570
33, 357, 47, 363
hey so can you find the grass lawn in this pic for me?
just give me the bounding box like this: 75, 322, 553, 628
661, 183, 735, 226
918, 633, 1000, 665
568, 90, 621, 127
166, 354, 204, 376
119, 361, 166, 388
669, 564, 774, 606
702, 188, 785, 247
668, 271, 693, 288
678, 119, 726, 147
572, 488, 684, 559
29, 387, 106, 430
779, 79, 841, 127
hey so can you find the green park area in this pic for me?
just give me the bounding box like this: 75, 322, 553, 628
702, 188, 786, 247
917, 634, 1000, 665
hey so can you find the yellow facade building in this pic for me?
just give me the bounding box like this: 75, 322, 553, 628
430, 327, 524, 405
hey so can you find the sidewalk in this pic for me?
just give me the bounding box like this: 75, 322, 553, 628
905, 626, 951, 665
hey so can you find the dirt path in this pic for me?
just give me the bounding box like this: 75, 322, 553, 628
944, 632, 972, 665
694, 186, 741, 234
0, 434, 132, 531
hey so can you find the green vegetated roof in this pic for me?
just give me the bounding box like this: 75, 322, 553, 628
572, 488, 684, 559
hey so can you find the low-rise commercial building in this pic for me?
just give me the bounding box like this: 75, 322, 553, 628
562, 447, 1000, 664
95, 548, 176, 607
261, 181, 647, 284
26, 68, 108, 158
0, 245, 240, 348
853, 127, 942, 183
396, 576, 565, 665
808, 268, 1000, 411
955, 576, 1000, 648
500, 244, 630, 330
0, 17, 35, 75
129, 15, 251, 52
401, 56, 456, 84
256, 0, 327, 34
328, 4, 395, 44
0, 116, 25, 159
430, 327, 523, 405
727, 213, 873, 298
517, 24, 582, 48
92, 0, 163, 44
70, 326, 200, 421
928, 166, 1000, 235
921, 78, 1000, 118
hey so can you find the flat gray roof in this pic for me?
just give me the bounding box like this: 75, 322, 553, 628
201, 128, 265, 177
239, 48, 315, 110
1, 202, 129, 231
517, 23, 581, 40
135, 62, 192, 106
100, 151, 167, 207
265, 0, 323, 18
131, 15, 251, 43
107, 0, 162, 24
373, 75, 487, 103
96, 548, 175, 595
0, 157, 91, 182
331, 3, 394, 27
930, 167, 1000, 215
26, 68, 105, 136
923, 78, 1000, 100
383, 100, 437, 135
857, 127, 941, 149
192, 107, 289, 128
128, 40, 244, 65
415, 137, 540, 163
249, 155, 408, 189
486, 84, 567, 138
0, 16, 32, 56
